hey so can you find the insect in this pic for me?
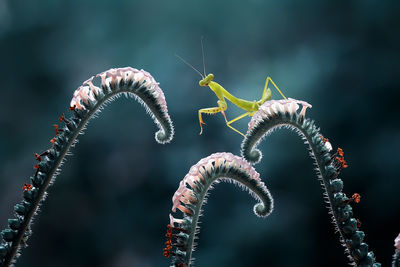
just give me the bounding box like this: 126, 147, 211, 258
177, 41, 288, 136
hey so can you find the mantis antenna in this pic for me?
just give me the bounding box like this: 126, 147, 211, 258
175, 54, 204, 79
201, 36, 206, 77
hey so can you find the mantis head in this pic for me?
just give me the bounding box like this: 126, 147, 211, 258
199, 74, 214, 87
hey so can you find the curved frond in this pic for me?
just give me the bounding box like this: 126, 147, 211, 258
0, 67, 174, 267
163, 152, 273, 267
241, 98, 380, 267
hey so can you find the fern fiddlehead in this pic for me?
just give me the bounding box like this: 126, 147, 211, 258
0, 67, 174, 266
163, 152, 273, 267
241, 98, 381, 267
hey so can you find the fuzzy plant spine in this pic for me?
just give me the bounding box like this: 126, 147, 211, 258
0, 67, 174, 267
163, 152, 273, 267
241, 98, 381, 267
394, 251, 400, 267
393, 233, 400, 267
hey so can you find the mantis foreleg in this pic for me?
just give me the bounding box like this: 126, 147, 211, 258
198, 100, 227, 135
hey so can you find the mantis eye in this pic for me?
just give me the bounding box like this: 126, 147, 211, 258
199, 74, 214, 86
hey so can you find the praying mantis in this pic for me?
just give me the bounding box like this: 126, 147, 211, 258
177, 44, 288, 137
197, 73, 287, 136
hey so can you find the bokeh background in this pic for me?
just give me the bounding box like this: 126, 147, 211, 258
0, 0, 399, 266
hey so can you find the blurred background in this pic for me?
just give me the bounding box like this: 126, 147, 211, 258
0, 0, 399, 266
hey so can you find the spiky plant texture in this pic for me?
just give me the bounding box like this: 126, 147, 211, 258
241, 98, 380, 267
393, 233, 400, 267
163, 152, 273, 267
0, 67, 174, 267
394, 251, 400, 267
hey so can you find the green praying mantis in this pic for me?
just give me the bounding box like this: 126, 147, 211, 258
177, 44, 287, 137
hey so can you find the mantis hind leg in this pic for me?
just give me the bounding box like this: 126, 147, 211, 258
263, 77, 287, 100
226, 111, 252, 137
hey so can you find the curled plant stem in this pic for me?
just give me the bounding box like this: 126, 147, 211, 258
0, 67, 174, 267
392, 252, 400, 267
393, 250, 400, 267
241, 98, 380, 266
393, 234, 400, 267
163, 152, 273, 267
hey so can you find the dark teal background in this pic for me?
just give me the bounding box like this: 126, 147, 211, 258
0, 0, 399, 266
